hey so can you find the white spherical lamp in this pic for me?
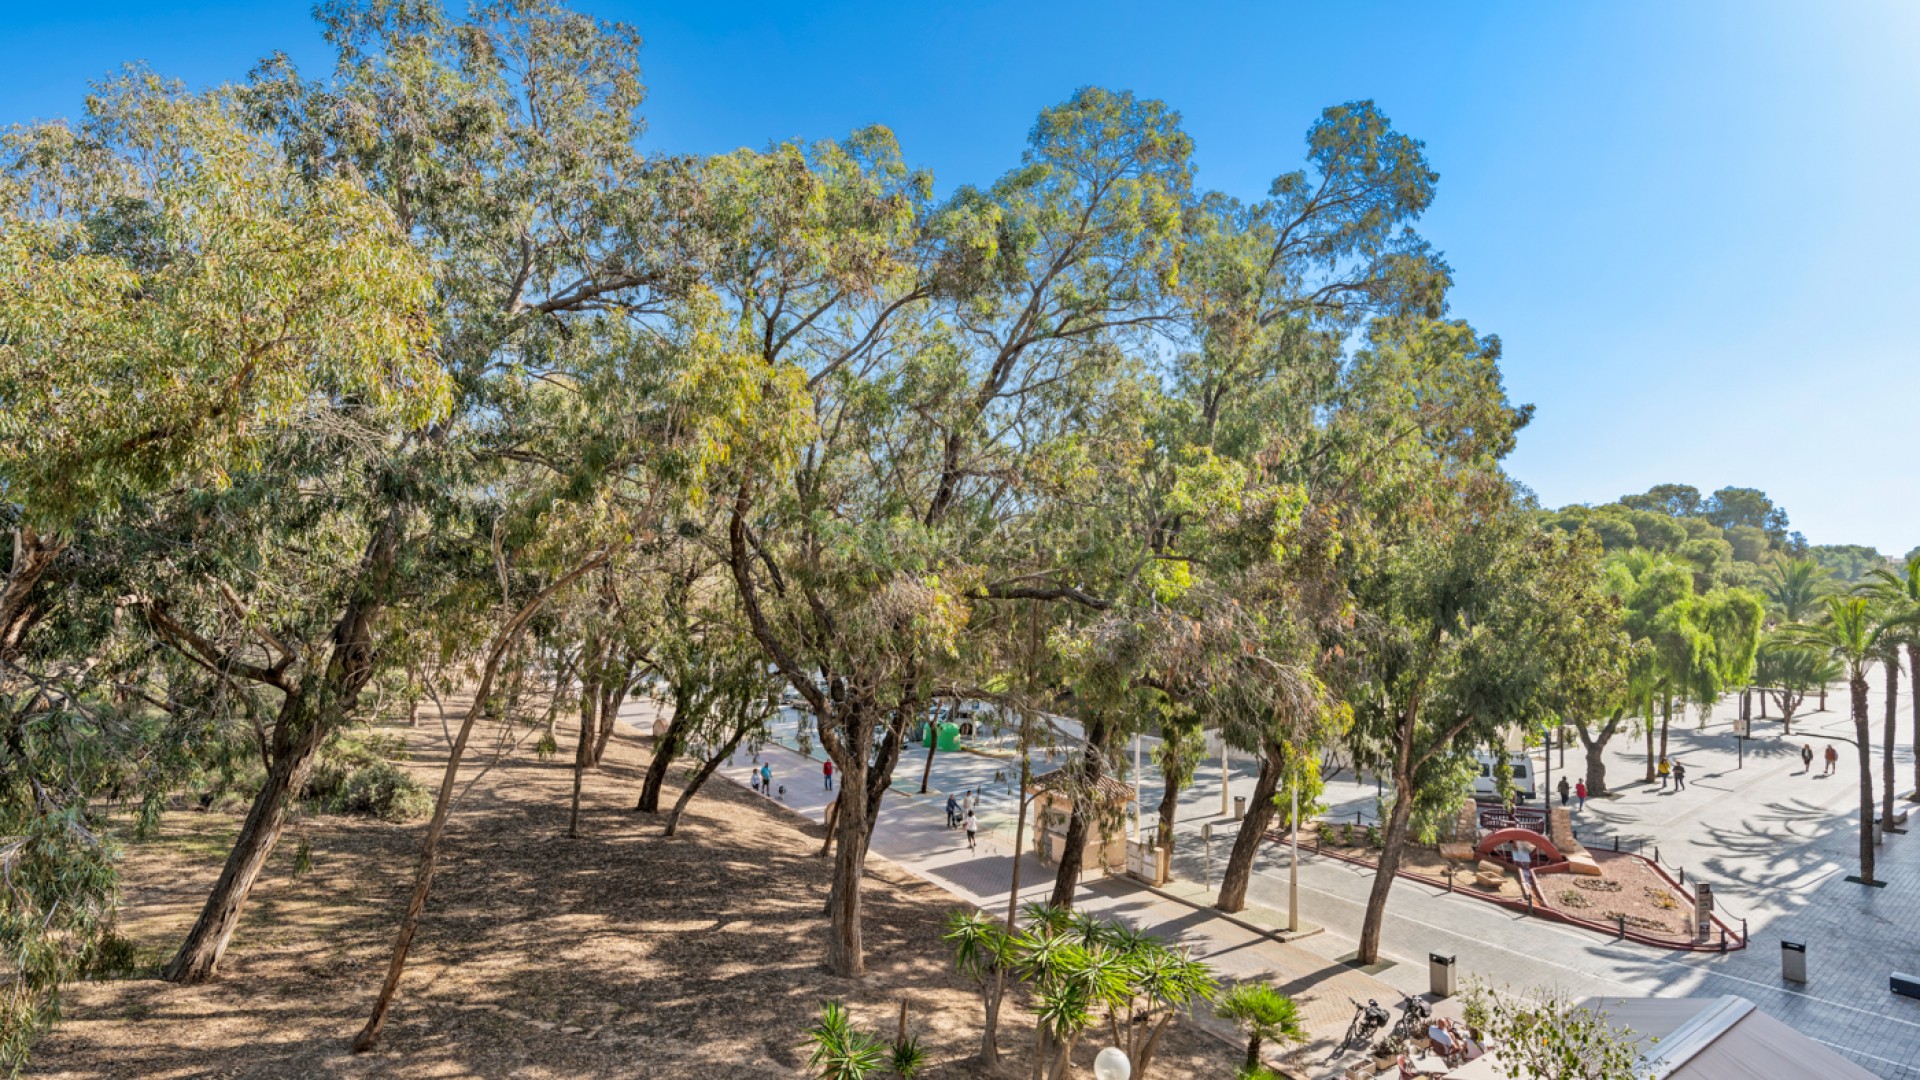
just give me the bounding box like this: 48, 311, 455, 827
1092, 1046, 1132, 1080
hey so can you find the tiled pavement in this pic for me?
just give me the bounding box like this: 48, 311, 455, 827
636, 669, 1920, 1078
696, 718, 1417, 1075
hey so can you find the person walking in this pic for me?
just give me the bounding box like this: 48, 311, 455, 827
945, 793, 959, 829
822, 760, 834, 791
1557, 777, 1571, 806
1801, 744, 1815, 774
760, 763, 772, 796
1657, 757, 1671, 790
1574, 779, 1587, 810
749, 770, 761, 796
964, 809, 978, 853
1672, 761, 1686, 791
963, 789, 977, 816
1823, 744, 1838, 776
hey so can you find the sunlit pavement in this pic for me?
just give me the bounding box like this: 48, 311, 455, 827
631, 676, 1920, 1078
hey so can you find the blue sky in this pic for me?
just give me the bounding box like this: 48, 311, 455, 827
6, 1, 1917, 551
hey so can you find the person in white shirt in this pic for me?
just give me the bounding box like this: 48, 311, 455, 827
964, 810, 978, 853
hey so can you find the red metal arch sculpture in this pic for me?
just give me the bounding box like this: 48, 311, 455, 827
1474, 827, 1564, 865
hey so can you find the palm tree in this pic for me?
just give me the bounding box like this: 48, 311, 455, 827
1866, 557, 1920, 805
1763, 556, 1833, 625
1783, 596, 1897, 884
1216, 983, 1306, 1074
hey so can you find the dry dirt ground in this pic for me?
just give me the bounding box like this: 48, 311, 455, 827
29, 715, 1236, 1079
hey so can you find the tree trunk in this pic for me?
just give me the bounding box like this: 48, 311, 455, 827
1048, 717, 1109, 910
1576, 710, 1622, 796
1644, 707, 1657, 782
1357, 761, 1416, 965
1851, 673, 1876, 884
637, 687, 693, 812
1883, 659, 1900, 828
163, 691, 323, 983
0, 525, 65, 662
353, 550, 607, 1052
1216, 742, 1282, 914
1658, 696, 1671, 772
919, 727, 939, 794
589, 662, 629, 766
1910, 644, 1920, 799
568, 693, 591, 839
663, 726, 748, 837
826, 778, 870, 977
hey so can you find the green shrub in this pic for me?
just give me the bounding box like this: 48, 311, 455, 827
335, 760, 432, 821
304, 732, 431, 821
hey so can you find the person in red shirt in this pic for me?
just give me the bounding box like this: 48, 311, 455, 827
823, 759, 834, 791
1574, 779, 1587, 810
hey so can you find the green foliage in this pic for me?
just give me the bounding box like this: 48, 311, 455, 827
1461, 981, 1654, 1080
804, 1001, 887, 1080
1216, 983, 1305, 1072
304, 732, 431, 822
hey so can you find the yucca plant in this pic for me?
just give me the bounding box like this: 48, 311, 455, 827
805, 1001, 886, 1080
944, 908, 1017, 1064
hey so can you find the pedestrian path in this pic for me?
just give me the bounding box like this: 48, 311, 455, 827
707, 731, 1414, 1075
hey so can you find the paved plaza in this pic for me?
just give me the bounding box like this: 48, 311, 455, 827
657, 670, 1920, 1078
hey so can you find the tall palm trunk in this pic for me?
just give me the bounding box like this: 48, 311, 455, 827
1909, 643, 1920, 800
1850, 671, 1877, 884
1882, 657, 1901, 828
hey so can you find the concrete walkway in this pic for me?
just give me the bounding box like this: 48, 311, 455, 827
706, 730, 1420, 1076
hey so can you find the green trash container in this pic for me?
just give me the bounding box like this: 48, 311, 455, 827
937, 721, 961, 752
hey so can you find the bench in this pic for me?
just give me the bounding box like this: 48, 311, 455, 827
1893, 972, 1920, 1000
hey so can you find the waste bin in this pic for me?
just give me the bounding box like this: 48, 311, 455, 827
1781, 941, 1807, 984
1233, 796, 1247, 821
1429, 953, 1456, 997
936, 722, 961, 752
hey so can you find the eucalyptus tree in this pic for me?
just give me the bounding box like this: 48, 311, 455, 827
1344, 510, 1626, 964
1600, 551, 1761, 782
0, 66, 451, 1000
175, 0, 714, 988
718, 88, 1196, 976
1752, 639, 1839, 736
1783, 596, 1900, 885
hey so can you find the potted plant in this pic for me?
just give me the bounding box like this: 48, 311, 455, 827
1371, 1035, 1400, 1071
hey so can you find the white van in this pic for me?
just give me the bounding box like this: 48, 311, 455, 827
1471, 751, 1537, 802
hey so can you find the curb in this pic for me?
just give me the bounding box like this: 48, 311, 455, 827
1298, 841, 1747, 953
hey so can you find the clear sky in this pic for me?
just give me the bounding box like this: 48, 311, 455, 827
5, 1, 1917, 551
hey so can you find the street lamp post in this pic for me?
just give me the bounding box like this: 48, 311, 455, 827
1288, 760, 1300, 933
1094, 1046, 1132, 1080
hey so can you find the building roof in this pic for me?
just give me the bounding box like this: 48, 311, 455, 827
1030, 767, 1136, 805
1442, 996, 1876, 1080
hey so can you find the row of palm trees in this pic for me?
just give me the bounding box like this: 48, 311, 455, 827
1774, 556, 1920, 886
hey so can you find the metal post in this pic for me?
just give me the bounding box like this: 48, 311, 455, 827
1545, 729, 1552, 808
1288, 762, 1300, 933
1133, 735, 1143, 841
1220, 742, 1230, 817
